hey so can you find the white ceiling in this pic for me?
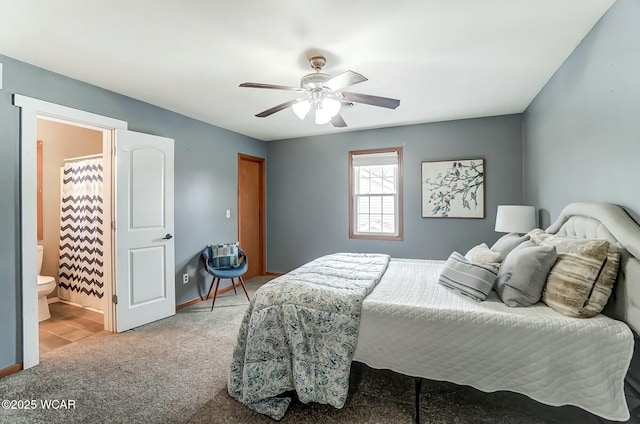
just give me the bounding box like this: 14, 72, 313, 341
0, 0, 614, 141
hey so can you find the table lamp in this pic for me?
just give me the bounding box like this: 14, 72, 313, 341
495, 205, 536, 234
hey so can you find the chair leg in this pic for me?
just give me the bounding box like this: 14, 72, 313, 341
205, 276, 216, 301
231, 277, 238, 295
210, 277, 221, 311
239, 275, 250, 302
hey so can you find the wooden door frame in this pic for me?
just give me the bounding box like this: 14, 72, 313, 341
237, 153, 266, 276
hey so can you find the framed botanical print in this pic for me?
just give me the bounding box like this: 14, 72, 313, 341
421, 158, 485, 218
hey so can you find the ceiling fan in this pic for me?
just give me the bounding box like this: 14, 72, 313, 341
239, 56, 400, 127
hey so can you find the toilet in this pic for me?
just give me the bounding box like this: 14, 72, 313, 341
37, 245, 56, 322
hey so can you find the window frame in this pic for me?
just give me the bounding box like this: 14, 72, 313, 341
348, 147, 403, 241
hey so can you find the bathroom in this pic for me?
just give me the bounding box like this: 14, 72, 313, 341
37, 118, 107, 354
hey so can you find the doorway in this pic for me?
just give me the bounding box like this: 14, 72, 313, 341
238, 154, 265, 280
36, 119, 108, 355
15, 94, 123, 369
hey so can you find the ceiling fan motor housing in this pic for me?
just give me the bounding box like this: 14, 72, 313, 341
301, 55, 337, 94
300, 73, 332, 91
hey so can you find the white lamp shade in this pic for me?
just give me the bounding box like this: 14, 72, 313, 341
314, 107, 332, 124
495, 205, 536, 233
292, 100, 311, 119
321, 97, 341, 117
294, 97, 341, 124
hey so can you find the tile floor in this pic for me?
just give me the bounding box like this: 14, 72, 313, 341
39, 302, 106, 355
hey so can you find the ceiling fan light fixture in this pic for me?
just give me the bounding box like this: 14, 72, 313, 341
315, 107, 332, 125
296, 96, 340, 124
321, 97, 341, 118
292, 100, 311, 120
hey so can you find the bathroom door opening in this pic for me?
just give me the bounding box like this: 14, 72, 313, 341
37, 119, 111, 340
16, 95, 126, 369
36, 117, 114, 337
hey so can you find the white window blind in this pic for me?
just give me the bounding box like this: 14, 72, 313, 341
351, 150, 400, 237
351, 151, 398, 167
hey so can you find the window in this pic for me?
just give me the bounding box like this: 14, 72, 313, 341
349, 147, 403, 240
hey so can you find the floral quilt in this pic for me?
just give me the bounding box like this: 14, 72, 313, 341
227, 252, 390, 420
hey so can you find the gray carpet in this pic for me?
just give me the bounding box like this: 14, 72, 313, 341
0, 277, 625, 423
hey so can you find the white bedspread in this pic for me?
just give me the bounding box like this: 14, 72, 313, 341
353, 258, 635, 421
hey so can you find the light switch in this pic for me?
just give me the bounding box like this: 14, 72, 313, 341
226, 209, 231, 218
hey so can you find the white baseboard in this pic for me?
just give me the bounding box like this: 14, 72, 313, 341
47, 297, 60, 304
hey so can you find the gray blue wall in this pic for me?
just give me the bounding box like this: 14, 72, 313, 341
523, 0, 640, 410
266, 115, 524, 273
523, 0, 640, 226
0, 55, 266, 369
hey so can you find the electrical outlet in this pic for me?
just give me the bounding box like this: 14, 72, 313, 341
226, 209, 231, 218
182, 273, 189, 284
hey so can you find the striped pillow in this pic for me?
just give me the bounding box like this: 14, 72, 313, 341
535, 235, 610, 317
209, 242, 240, 269
438, 252, 499, 302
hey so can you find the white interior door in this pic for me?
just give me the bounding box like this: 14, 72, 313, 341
115, 129, 175, 332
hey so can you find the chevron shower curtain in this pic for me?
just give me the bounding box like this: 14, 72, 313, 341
58, 158, 105, 310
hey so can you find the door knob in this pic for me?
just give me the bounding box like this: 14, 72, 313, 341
162, 234, 173, 240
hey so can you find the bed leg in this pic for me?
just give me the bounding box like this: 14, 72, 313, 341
348, 361, 364, 397
415, 377, 422, 424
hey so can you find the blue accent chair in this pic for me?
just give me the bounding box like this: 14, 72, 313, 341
201, 245, 250, 310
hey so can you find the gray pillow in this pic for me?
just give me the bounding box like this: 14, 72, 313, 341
438, 252, 499, 302
490, 232, 530, 261
494, 241, 558, 307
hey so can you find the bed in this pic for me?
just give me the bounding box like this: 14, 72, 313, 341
228, 202, 639, 421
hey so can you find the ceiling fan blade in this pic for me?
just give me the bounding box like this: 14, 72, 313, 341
324, 71, 367, 92
255, 99, 299, 118
342, 91, 400, 109
331, 114, 347, 128
240, 82, 304, 92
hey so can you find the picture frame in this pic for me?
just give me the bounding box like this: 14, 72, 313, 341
421, 158, 485, 218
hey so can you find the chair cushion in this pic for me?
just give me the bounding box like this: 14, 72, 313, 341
209, 260, 248, 278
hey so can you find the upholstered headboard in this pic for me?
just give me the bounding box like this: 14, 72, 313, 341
546, 202, 640, 335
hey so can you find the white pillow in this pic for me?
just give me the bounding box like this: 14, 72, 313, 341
465, 243, 501, 263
